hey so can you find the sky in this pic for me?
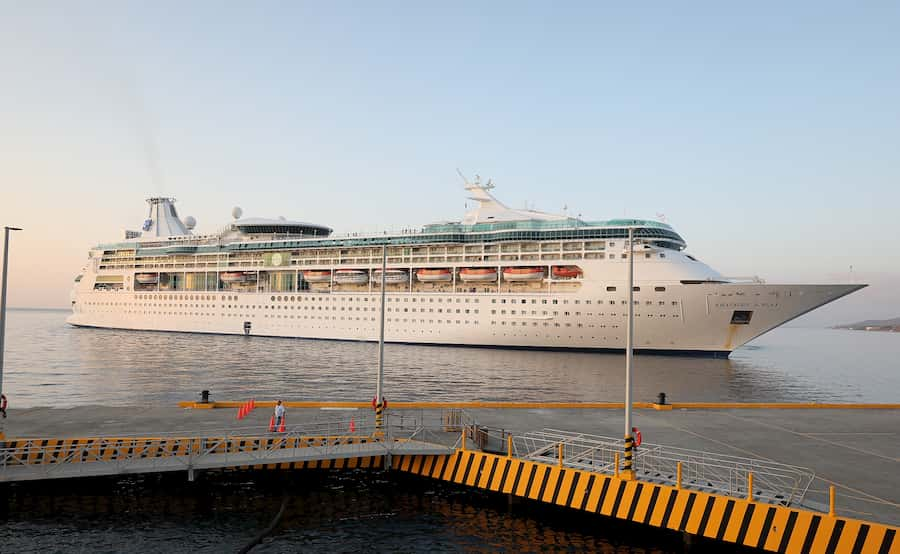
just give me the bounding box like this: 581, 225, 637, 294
1, 1, 898, 324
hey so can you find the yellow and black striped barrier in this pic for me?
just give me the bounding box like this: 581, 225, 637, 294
1, 435, 383, 470
391, 449, 899, 554
179, 400, 900, 410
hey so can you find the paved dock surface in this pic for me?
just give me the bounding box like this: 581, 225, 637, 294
3, 405, 898, 525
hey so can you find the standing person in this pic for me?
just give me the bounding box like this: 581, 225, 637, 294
274, 400, 285, 429
0, 393, 6, 418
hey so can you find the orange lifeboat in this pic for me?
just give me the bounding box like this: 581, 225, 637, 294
302, 270, 332, 283
551, 265, 582, 279
502, 267, 545, 282
459, 268, 498, 282
416, 268, 452, 282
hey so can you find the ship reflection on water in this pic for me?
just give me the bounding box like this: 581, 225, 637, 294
5, 309, 898, 407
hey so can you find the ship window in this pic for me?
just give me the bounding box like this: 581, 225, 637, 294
655, 286, 666, 292
731, 310, 753, 325
633, 287, 640, 292
606, 286, 616, 292
659, 253, 666, 258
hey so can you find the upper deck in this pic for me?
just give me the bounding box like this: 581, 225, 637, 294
98, 218, 685, 257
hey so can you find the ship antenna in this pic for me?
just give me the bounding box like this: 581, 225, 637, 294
456, 168, 471, 186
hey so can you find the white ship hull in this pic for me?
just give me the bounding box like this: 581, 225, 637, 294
67, 275, 862, 356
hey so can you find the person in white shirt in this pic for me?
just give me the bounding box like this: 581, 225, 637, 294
274, 400, 286, 428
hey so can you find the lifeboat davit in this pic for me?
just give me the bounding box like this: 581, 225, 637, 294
333, 269, 369, 285
551, 265, 582, 279
503, 267, 545, 281
416, 268, 452, 282
220, 272, 248, 283
459, 268, 498, 282
372, 269, 409, 284
303, 270, 332, 283
134, 273, 159, 285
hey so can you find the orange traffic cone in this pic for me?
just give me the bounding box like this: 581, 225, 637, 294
249, 398, 255, 410
268, 415, 275, 432
278, 417, 286, 433
236, 405, 244, 420
349, 417, 356, 433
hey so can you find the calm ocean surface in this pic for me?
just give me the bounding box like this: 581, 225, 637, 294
3, 308, 899, 407
2, 308, 898, 553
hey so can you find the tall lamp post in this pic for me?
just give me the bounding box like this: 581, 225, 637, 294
374, 244, 387, 435
622, 226, 636, 480
0, 226, 23, 441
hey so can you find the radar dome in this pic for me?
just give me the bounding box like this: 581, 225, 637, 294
184, 216, 197, 230
232, 206, 243, 220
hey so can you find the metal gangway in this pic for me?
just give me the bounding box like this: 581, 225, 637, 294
511, 428, 815, 508
0, 413, 457, 483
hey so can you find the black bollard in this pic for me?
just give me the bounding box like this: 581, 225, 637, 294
200, 390, 210, 403
657, 392, 667, 405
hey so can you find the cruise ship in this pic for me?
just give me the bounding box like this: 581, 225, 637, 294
67, 179, 864, 356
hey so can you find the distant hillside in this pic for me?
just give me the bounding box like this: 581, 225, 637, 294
834, 317, 900, 331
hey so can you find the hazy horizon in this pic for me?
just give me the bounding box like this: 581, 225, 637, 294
2, 2, 898, 326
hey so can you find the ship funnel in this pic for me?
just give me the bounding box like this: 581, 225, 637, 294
143, 197, 191, 237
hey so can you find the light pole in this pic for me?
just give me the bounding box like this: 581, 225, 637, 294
622, 226, 636, 480
374, 244, 387, 434
0, 226, 23, 440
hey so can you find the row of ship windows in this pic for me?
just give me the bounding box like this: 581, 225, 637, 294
493, 301, 678, 313
87, 299, 680, 311
116, 294, 676, 306
95, 306, 680, 325
129, 294, 483, 304
83, 300, 680, 314
84, 304, 679, 322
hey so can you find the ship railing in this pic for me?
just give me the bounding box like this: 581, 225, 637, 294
509, 429, 814, 508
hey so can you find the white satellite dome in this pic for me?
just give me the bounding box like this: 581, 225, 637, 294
184, 216, 197, 230
232, 206, 243, 220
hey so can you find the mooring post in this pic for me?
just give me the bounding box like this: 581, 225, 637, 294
558, 442, 563, 467
676, 461, 682, 489
747, 472, 754, 501
829, 485, 835, 516
507, 434, 513, 458
614, 452, 620, 478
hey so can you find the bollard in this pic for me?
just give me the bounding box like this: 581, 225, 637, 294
747, 472, 754, 501
657, 392, 666, 405
614, 452, 620, 477
676, 461, 682, 489
829, 485, 835, 516
558, 443, 564, 467
507, 434, 513, 458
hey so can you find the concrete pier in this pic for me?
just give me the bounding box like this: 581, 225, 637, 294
2, 405, 898, 525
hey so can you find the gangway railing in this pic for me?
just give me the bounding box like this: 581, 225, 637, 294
0, 412, 461, 482
509, 429, 814, 508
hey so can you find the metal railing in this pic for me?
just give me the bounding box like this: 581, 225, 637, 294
0, 411, 463, 481
510, 429, 814, 507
